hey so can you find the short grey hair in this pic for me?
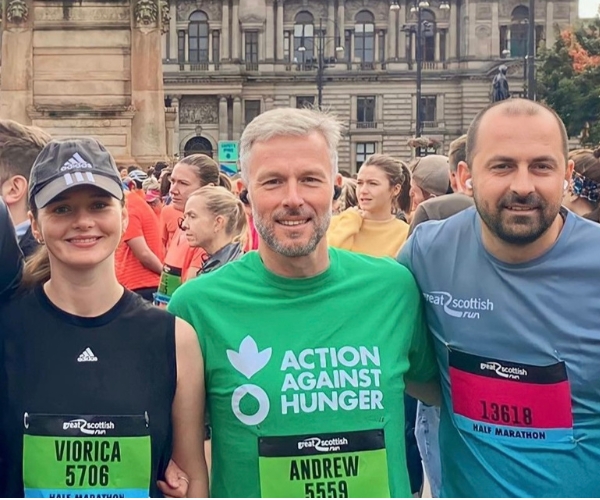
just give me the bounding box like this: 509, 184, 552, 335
238, 107, 343, 182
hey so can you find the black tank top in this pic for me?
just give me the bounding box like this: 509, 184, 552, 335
0, 286, 176, 497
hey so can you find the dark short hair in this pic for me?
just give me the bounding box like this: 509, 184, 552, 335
0, 120, 51, 183
448, 135, 467, 173
466, 99, 569, 167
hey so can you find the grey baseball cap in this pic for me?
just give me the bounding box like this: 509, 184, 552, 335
29, 138, 124, 208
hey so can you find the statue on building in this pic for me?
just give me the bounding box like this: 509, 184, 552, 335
491, 65, 510, 102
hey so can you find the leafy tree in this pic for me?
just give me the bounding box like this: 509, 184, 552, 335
537, 18, 600, 145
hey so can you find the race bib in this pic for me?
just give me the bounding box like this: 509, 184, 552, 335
258, 430, 390, 498
23, 413, 151, 498
449, 349, 574, 447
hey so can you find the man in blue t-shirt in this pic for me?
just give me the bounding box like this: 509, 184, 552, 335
399, 98, 600, 497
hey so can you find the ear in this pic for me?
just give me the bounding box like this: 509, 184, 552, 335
241, 180, 253, 217
214, 214, 226, 233
1, 175, 28, 205
565, 159, 574, 185
29, 210, 42, 241
335, 174, 343, 187
457, 160, 473, 196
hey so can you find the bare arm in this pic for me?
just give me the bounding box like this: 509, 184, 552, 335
126, 236, 163, 274
185, 267, 200, 281
405, 379, 441, 407
170, 318, 208, 497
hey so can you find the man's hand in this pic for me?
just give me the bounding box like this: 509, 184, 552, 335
157, 459, 189, 498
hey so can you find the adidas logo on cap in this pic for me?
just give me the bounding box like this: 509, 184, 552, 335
60, 153, 93, 172
77, 348, 98, 363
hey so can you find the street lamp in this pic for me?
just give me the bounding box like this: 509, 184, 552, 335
298, 17, 344, 109
390, 0, 400, 11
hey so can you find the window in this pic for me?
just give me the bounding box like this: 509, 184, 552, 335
284, 31, 291, 62
178, 30, 185, 62
244, 100, 261, 125
212, 31, 220, 64
378, 31, 386, 62
357, 96, 376, 126
189, 11, 209, 63
355, 11, 375, 64
296, 96, 315, 109
420, 95, 437, 124
356, 142, 376, 170
345, 30, 352, 62
421, 10, 436, 62
510, 6, 529, 58
500, 25, 508, 56
440, 30, 446, 62
245, 31, 259, 68
294, 11, 314, 64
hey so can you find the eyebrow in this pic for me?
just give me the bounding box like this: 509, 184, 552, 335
257, 169, 327, 180
486, 155, 559, 165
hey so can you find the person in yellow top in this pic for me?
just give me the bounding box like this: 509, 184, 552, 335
328, 153, 411, 257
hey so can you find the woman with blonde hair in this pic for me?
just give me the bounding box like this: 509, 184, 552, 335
564, 148, 600, 223
0, 138, 207, 497
328, 153, 412, 257
180, 186, 247, 274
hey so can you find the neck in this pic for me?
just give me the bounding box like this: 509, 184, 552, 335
205, 233, 234, 256
258, 240, 330, 278
480, 213, 564, 264
44, 257, 124, 317
8, 202, 28, 227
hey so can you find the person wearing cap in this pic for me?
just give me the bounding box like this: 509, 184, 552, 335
408, 154, 452, 217
0, 138, 208, 497
115, 169, 164, 302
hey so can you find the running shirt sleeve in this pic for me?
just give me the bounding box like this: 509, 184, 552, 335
0, 199, 23, 301
123, 200, 144, 242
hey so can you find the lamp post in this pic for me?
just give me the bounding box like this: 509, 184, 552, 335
299, 18, 344, 109
527, 0, 536, 100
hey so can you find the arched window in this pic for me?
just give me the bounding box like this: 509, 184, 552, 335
355, 11, 375, 63
294, 11, 314, 63
510, 6, 529, 58
184, 136, 213, 157
420, 10, 436, 62
189, 11, 209, 63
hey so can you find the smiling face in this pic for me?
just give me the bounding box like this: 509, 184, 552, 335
246, 131, 334, 258
466, 106, 573, 246
31, 185, 126, 271
169, 162, 203, 211
356, 165, 398, 218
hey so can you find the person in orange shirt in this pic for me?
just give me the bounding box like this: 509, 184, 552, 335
160, 202, 179, 251
116, 171, 164, 301
154, 154, 229, 307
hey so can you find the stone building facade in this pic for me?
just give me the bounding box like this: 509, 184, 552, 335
0, 0, 580, 169
162, 0, 578, 171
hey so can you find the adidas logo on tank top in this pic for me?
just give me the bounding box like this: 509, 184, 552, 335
77, 348, 98, 362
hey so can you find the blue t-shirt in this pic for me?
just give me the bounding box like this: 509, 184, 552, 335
399, 207, 600, 497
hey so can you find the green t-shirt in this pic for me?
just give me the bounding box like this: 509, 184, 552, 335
168, 248, 437, 498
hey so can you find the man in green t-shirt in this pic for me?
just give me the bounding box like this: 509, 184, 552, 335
166, 107, 439, 498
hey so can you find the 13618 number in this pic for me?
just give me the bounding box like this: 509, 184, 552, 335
480, 401, 533, 426
65, 464, 109, 487
305, 480, 348, 498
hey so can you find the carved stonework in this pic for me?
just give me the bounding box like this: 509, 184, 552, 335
283, 0, 327, 23
345, 0, 372, 23
135, 0, 159, 26
240, 0, 266, 24
475, 24, 491, 38
161, 0, 171, 33
176, 0, 222, 22
499, 0, 524, 18
34, 6, 130, 23
179, 97, 218, 124
7, 0, 28, 24
476, 3, 492, 20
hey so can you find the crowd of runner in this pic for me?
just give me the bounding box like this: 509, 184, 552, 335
0, 97, 599, 498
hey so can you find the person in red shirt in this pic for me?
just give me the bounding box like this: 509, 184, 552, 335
116, 170, 164, 301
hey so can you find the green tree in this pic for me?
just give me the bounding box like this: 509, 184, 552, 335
537, 18, 600, 145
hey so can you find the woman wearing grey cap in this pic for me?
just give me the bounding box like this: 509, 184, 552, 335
0, 138, 208, 497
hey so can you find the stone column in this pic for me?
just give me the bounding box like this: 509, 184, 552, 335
435, 30, 441, 61
387, 9, 397, 60
276, 0, 284, 60
169, 2, 177, 60
222, 0, 231, 60
0, 0, 34, 125
468, 0, 477, 58
337, 1, 345, 52
185, 31, 189, 62
131, 11, 168, 164
232, 0, 241, 61
209, 31, 213, 62
326, 0, 335, 58
374, 31, 380, 63
448, 1, 457, 59
258, 31, 265, 61
411, 32, 416, 61
546, 1, 555, 48
266, 0, 275, 61
241, 31, 247, 61
219, 96, 228, 140
232, 96, 242, 140
398, 13, 407, 60
492, 1, 500, 57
